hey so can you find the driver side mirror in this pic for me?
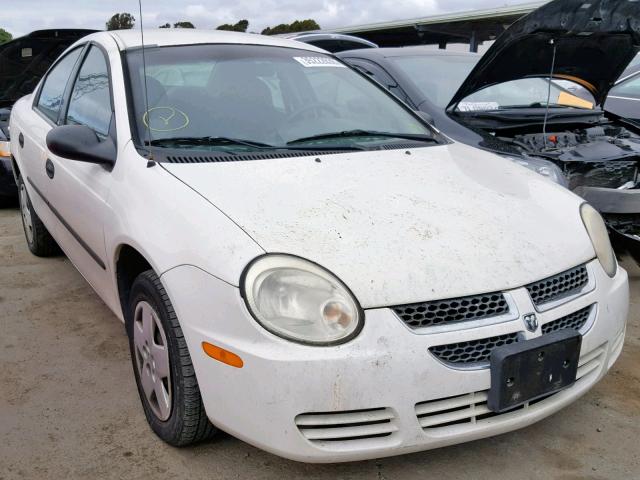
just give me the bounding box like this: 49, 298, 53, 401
46, 125, 116, 166
414, 110, 435, 126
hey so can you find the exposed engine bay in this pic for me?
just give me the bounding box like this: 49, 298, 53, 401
497, 121, 640, 190
472, 115, 640, 259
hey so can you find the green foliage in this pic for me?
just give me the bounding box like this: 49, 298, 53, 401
106, 13, 135, 30
158, 23, 171, 29
216, 19, 249, 32
0, 28, 12, 44
261, 19, 320, 35
174, 21, 195, 29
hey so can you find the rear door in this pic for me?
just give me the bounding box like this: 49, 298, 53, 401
17, 46, 84, 228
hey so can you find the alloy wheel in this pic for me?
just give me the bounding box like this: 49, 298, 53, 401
133, 301, 172, 421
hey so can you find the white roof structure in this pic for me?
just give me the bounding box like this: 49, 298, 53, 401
305, 2, 548, 51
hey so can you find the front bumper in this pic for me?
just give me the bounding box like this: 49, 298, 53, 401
161, 259, 628, 463
574, 185, 640, 215
0, 156, 17, 197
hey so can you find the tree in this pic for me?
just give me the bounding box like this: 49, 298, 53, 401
174, 21, 195, 29
216, 19, 249, 32
106, 13, 135, 31
158, 23, 171, 29
261, 19, 320, 35
0, 28, 12, 45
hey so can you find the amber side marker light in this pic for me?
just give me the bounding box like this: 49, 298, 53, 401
0, 140, 10, 158
202, 342, 244, 368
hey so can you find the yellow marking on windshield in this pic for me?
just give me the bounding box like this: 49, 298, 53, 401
143, 107, 190, 132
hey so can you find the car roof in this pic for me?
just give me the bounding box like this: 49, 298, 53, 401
337, 46, 481, 59
95, 29, 326, 53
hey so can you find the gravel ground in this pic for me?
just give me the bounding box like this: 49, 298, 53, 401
1, 205, 639, 480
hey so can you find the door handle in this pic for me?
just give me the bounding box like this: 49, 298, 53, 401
45, 158, 55, 179
19, 132, 24, 148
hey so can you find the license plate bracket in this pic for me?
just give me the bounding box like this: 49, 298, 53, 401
487, 329, 581, 413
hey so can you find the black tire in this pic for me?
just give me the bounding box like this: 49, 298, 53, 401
0, 194, 18, 208
127, 269, 217, 446
17, 175, 59, 257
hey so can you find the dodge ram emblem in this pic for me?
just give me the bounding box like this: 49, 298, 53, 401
523, 313, 538, 332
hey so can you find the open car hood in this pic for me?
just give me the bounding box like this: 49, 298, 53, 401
448, 0, 640, 109
0, 29, 97, 108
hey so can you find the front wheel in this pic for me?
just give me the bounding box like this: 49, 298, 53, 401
127, 270, 217, 446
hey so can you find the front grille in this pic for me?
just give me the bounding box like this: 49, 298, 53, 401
541, 305, 593, 335
526, 265, 588, 306
416, 344, 605, 430
429, 332, 520, 366
393, 292, 509, 330
295, 407, 397, 444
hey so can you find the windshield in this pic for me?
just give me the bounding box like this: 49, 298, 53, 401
390, 54, 594, 111
125, 44, 435, 152
390, 54, 478, 108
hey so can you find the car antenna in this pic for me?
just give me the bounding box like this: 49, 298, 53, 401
138, 0, 155, 167
542, 38, 557, 150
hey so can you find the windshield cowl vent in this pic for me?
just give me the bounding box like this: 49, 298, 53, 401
379, 142, 431, 150
162, 150, 351, 164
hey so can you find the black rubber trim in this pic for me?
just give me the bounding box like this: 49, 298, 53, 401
26, 177, 106, 270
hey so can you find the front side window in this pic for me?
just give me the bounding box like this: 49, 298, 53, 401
66, 46, 112, 136
125, 44, 437, 153
36, 47, 83, 122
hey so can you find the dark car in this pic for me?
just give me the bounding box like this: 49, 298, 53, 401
338, 0, 640, 257
0, 29, 96, 204
284, 32, 377, 53
605, 57, 640, 123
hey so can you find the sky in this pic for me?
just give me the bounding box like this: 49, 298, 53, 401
1, 0, 536, 37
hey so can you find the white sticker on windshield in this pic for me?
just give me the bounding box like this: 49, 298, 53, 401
293, 56, 346, 68
458, 101, 500, 112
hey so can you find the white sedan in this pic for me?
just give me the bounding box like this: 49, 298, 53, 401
9, 30, 628, 462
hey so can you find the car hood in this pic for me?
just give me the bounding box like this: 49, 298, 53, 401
448, 0, 640, 109
0, 29, 97, 108
163, 144, 594, 308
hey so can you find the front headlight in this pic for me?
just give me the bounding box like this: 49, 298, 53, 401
580, 203, 617, 277
507, 155, 568, 187
241, 254, 363, 345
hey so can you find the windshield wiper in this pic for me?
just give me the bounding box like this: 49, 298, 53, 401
499, 102, 582, 109
287, 130, 438, 145
148, 136, 275, 150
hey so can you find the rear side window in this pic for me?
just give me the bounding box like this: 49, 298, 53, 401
36, 47, 83, 122
66, 46, 112, 136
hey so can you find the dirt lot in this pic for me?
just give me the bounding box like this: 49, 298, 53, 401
1, 205, 639, 480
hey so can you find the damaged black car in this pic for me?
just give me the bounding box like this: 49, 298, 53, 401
0, 29, 95, 204
338, 0, 640, 258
